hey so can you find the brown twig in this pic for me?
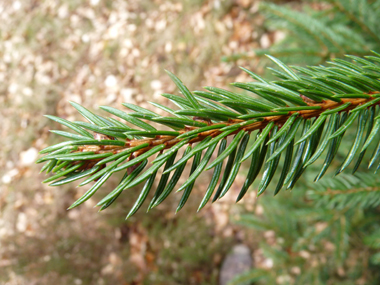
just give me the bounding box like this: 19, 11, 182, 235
77, 95, 380, 163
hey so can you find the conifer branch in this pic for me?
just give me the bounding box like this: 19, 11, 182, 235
224, 0, 380, 63
319, 187, 380, 196
38, 52, 380, 217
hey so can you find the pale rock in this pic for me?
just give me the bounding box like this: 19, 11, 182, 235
123, 39, 133, 48
21, 117, 27, 128
236, 0, 250, 8
128, 24, 137, 32
141, 57, 149, 68
0, 218, 13, 238
2, 168, 19, 184
263, 258, 274, 268
299, 250, 311, 259
135, 94, 144, 102
58, 5, 68, 19
174, 3, 183, 11
264, 230, 275, 239
177, 42, 186, 51
108, 26, 119, 39
4, 53, 11, 63
255, 204, 264, 215
101, 264, 114, 275
215, 21, 225, 34
150, 80, 162, 90
155, 20, 167, 32
6, 161, 14, 168
105, 75, 117, 87
16, 212, 27, 232
315, 221, 328, 233
276, 275, 292, 284
119, 47, 128, 57
8, 83, 18, 94
260, 33, 271, 49
165, 42, 172, 53
337, 266, 345, 277
153, 90, 161, 99
13, 1, 21, 10
229, 41, 238, 50
132, 48, 140, 57
291, 266, 301, 275
22, 87, 33, 97
2, 174, 11, 184
84, 89, 93, 97
20, 147, 38, 166
68, 93, 82, 104
90, 0, 100, 6
145, 18, 154, 29
274, 31, 286, 43
109, 252, 122, 265
81, 34, 90, 43
249, 2, 259, 13
121, 88, 135, 102
70, 14, 80, 25
219, 244, 252, 285
114, 228, 121, 240
277, 237, 285, 244
68, 209, 80, 220
214, 0, 221, 9
105, 93, 116, 104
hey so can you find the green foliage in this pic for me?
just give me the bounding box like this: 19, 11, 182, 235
232, 110, 380, 283
232, 173, 380, 285
38, 52, 380, 217
224, 0, 380, 64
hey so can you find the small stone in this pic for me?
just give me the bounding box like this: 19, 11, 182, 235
274, 31, 286, 43
90, 0, 100, 6
105, 75, 117, 87
219, 244, 252, 285
8, 83, 18, 94
123, 39, 133, 48
16, 212, 27, 232
22, 87, 33, 97
109, 252, 122, 265
121, 88, 135, 102
299, 250, 311, 259
263, 258, 274, 268
105, 93, 116, 104
2, 168, 19, 184
84, 89, 93, 97
291, 266, 301, 275
165, 42, 172, 53
58, 5, 68, 19
81, 34, 90, 43
260, 34, 271, 49
13, 1, 21, 10
150, 80, 162, 90
20, 147, 38, 166
68, 93, 82, 104
276, 275, 293, 284
2, 174, 11, 184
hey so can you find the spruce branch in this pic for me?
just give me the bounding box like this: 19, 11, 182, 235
38, 52, 380, 217
223, 0, 380, 63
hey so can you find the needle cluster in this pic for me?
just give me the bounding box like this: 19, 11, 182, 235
38, 52, 380, 218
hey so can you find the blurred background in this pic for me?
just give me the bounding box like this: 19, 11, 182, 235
1, 0, 380, 284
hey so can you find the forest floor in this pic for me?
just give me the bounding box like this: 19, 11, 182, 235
0, 0, 287, 284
